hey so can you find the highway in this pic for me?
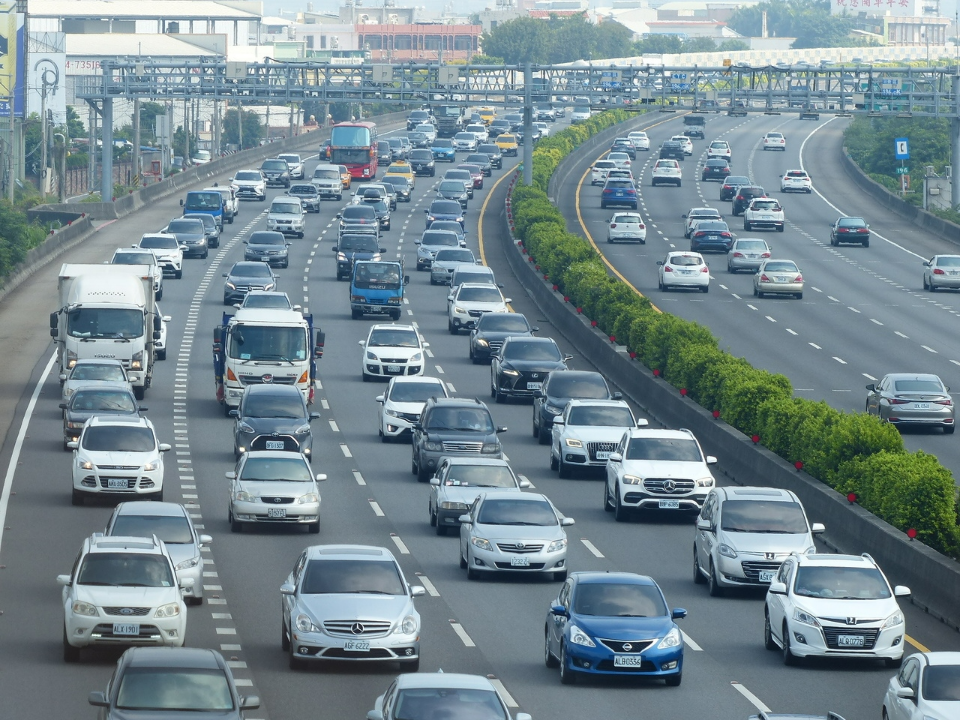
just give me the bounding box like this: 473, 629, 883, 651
0, 110, 957, 720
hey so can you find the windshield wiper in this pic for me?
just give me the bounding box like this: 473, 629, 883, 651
255, 354, 294, 365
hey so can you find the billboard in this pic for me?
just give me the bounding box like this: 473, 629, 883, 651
0, 1, 24, 117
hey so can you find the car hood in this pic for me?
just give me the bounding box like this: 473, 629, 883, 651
238, 479, 317, 499
792, 596, 900, 620
99, 708, 241, 720
81, 450, 158, 466
340, 250, 378, 259
620, 459, 709, 478
918, 700, 960, 719
563, 426, 632, 443
66, 408, 138, 423
501, 360, 565, 373
716, 529, 813, 556
574, 614, 675, 642
169, 231, 205, 243
73, 583, 178, 608
162, 543, 199, 566
365, 347, 422, 360
439, 485, 519, 503
474, 522, 564, 543
239, 417, 307, 435
384, 400, 426, 415
298, 593, 412, 623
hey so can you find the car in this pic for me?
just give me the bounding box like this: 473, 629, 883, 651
425, 199, 465, 229
883, 651, 960, 720
430, 219, 467, 247
409, 148, 436, 176
659, 141, 685, 162
491, 336, 571, 403
743, 198, 785, 232
732, 185, 768, 216
155, 304, 169, 361
606, 212, 646, 243
706, 140, 732, 160
360, 323, 428, 381
411, 397, 505, 481
407, 109, 432, 130
222, 261, 277, 305
60, 382, 141, 450
192, 150, 211, 164
448, 283, 511, 334
754, 258, 803, 299
533, 370, 619, 443
278, 153, 304, 180
762, 131, 786, 150
287, 183, 320, 212
437, 179, 470, 208
544, 572, 686, 685
431, 248, 477, 285
727, 238, 772, 273
266, 196, 306, 238
377, 140, 393, 165
550, 400, 644, 478
428, 457, 531, 535
69, 415, 169, 505
658, 251, 710, 293
606, 168, 633, 182
231, 169, 267, 201
721, 175, 751, 201
671, 135, 694, 156
260, 158, 291, 187
607, 151, 632, 171
416, 229, 462, 271
865, 373, 955, 433
226, 451, 325, 533
450, 264, 496, 296
496, 133, 519, 156
367, 673, 528, 720
830, 216, 870, 246
591, 160, 617, 186
112, 248, 164, 298
694, 487, 825, 595
468, 312, 536, 364
311, 165, 344, 200
387, 137, 406, 161
604, 427, 717, 520
281, 544, 424, 669
444, 169, 475, 198
478, 108, 496, 124
138, 233, 184, 277
610, 138, 636, 159
690, 220, 734, 253
764, 553, 910, 666
338, 204, 381, 237
337, 164, 352, 189
384, 160, 416, 187
600, 178, 638, 210
458, 163, 484, 189
415, 123, 437, 143
923, 254, 960, 292
335, 233, 384, 281
88, 647, 259, 717
683, 207, 722, 238
781, 169, 813, 193
60, 534, 189, 661
627, 130, 650, 150
319, 139, 332, 160
230, 384, 320, 459
701, 158, 731, 182
453, 131, 478, 152
238, 290, 298, 311
477, 142, 503, 169
376, 375, 449, 442
652, 159, 682, 187
459, 490, 573, 581
380, 174, 413, 203
407, 130, 429, 149
534, 120, 550, 138
183, 212, 221, 248
364, 198, 392, 231
571, 106, 592, 123
243, 230, 290, 268
60, 358, 130, 404
431, 138, 457, 162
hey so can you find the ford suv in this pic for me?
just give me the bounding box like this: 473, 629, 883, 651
411, 398, 506, 481
743, 198, 785, 232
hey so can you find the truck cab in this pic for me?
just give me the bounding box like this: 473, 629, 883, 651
350, 261, 409, 320
180, 190, 225, 229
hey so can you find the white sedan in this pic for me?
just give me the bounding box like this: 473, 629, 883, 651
754, 258, 803, 299
781, 169, 812, 193
762, 132, 786, 151
627, 131, 650, 151
607, 152, 632, 170
706, 140, 731, 160
658, 252, 710, 292
606, 212, 647, 244
883, 651, 960, 720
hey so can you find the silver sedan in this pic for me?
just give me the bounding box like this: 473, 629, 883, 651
923, 255, 960, 291
866, 373, 955, 433
753, 259, 803, 299
727, 238, 771, 273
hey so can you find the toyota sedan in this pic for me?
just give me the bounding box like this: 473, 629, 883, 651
754, 259, 803, 299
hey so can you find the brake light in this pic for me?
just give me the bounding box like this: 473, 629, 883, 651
759, 274, 770, 282
795, 275, 803, 282
839, 227, 849, 232
761, 252, 771, 258
936, 399, 953, 406
664, 266, 673, 272
694, 232, 704, 238
733, 252, 744, 258
638, 224, 645, 229
934, 268, 946, 275
701, 266, 710, 273
721, 232, 731, 238
888, 398, 910, 405
858, 228, 869, 233
610, 224, 617, 228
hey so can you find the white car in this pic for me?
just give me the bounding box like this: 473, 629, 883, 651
658, 252, 710, 292
591, 160, 617, 186
137, 233, 183, 278
604, 427, 716, 520
448, 283, 511, 334
464, 123, 489, 143
60, 358, 130, 404
192, 150, 212, 165
59, 533, 190, 661
883, 652, 960, 720
706, 140, 731, 160
550, 400, 646, 477
376, 375, 449, 442
607, 152, 632, 170
69, 415, 170, 505
606, 212, 647, 244
111, 247, 164, 299
311, 165, 344, 200
762, 131, 786, 151
267, 196, 306, 238
416, 123, 437, 143
754, 258, 804, 299
154, 303, 171, 361
368, 673, 530, 720
453, 132, 478, 152
683, 207, 722, 238
533, 121, 550, 138
781, 169, 813, 193
571, 106, 592, 123
672, 135, 694, 156
231, 169, 267, 201
428, 457, 530, 535
743, 198, 785, 232
227, 451, 325, 533
763, 553, 910, 666
652, 159, 682, 187
627, 131, 650, 150
359, 323, 428, 381
278, 153, 304, 180
430, 248, 477, 285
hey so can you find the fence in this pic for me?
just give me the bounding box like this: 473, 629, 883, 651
61, 161, 135, 198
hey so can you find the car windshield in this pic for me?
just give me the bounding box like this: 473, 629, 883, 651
235, 171, 261, 181
249, 234, 286, 246
243, 394, 304, 419
893, 379, 944, 392
767, 133, 783, 139
422, 232, 459, 247
477, 498, 557, 526
71, 390, 137, 413
82, 426, 155, 452
793, 566, 891, 599
390, 381, 444, 403
262, 160, 287, 171
707, 160, 728, 167
669, 255, 703, 267
70, 364, 126, 382
567, 406, 633, 427
763, 261, 799, 273
301, 559, 405, 595
140, 236, 178, 249
721, 500, 808, 533
111, 514, 193, 544
185, 214, 214, 229
594, 162, 615, 170
369, 329, 419, 348
116, 668, 233, 711
184, 192, 220, 210
77, 552, 173, 587
692, 210, 719, 218
271, 202, 300, 215
239, 456, 313, 482
476, 315, 525, 333
394, 688, 507, 720
455, 133, 474, 141
753, 201, 781, 211
232, 264, 273, 278
838, 217, 866, 228
354, 264, 401, 289
466, 155, 488, 164
626, 437, 702, 462
435, 249, 474, 263
242, 294, 291, 309
440, 181, 466, 193
442, 464, 516, 488
343, 206, 376, 220
458, 286, 502, 303
114, 252, 155, 265
339, 236, 379, 252
547, 374, 607, 399
923, 665, 960, 701
735, 240, 768, 252
786, 171, 807, 178
453, 271, 493, 286
504, 340, 560, 361
426, 407, 495, 432
711, 142, 727, 148
573, 582, 667, 617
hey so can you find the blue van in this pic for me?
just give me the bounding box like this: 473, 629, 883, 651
350, 260, 409, 320
181, 190, 225, 228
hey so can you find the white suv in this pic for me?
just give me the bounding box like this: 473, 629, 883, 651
652, 159, 682, 187
376, 375, 449, 441
267, 197, 306, 238
111, 248, 163, 299
781, 169, 813, 193
360, 324, 429, 381
59, 533, 191, 661
448, 283, 511, 334
603, 428, 716, 521
627, 131, 650, 151
764, 553, 910, 667
743, 198, 785, 232
137, 233, 183, 279
591, 160, 617, 186
671, 135, 694, 156
706, 140, 731, 160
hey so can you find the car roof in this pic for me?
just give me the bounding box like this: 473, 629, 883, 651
478, 490, 548, 502
87, 415, 152, 428
242, 383, 304, 397
395, 673, 497, 691
458, 282, 500, 290
230, 261, 275, 272
231, 309, 302, 324
370, 323, 417, 333
690, 208, 720, 214
389, 375, 445, 386
716, 486, 796, 502
442, 457, 512, 468
572, 571, 658, 586
87, 533, 164, 554
794, 553, 877, 567
882, 373, 944, 382
303, 544, 398, 562
503, 335, 555, 344
624, 427, 695, 440
566, 399, 630, 409
916, 651, 960, 666
125, 647, 225, 670
114, 501, 188, 518
241, 450, 310, 462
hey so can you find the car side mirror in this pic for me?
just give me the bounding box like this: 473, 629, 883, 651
811, 523, 825, 534
367, 711, 384, 720
403, 275, 410, 284
57, 574, 72, 587
179, 199, 184, 207
609, 452, 622, 462
59, 403, 68, 410
179, 577, 195, 590
280, 583, 296, 596
379, 247, 386, 253
682, 213, 687, 218
67, 441, 78, 450
656, 261, 664, 266
331, 246, 338, 252
240, 696, 261, 710
636, 419, 649, 427
316, 474, 328, 482
696, 518, 711, 531
768, 581, 787, 595
88, 691, 109, 708
309, 412, 321, 420
375, 395, 385, 404
550, 604, 568, 617
458, 514, 472, 525
865, 383, 876, 392
159, 443, 171, 452
705, 456, 717, 465
561, 517, 575, 526
410, 585, 426, 597
894, 585, 911, 597
496, 426, 508, 433
895, 687, 915, 700
225, 471, 236, 479
672, 608, 687, 620
552, 417, 565, 426
429, 477, 440, 486
228, 409, 239, 418
199, 534, 213, 546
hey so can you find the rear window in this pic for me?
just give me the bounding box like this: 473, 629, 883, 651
431, 201, 462, 214
546, 373, 608, 398
343, 205, 377, 220
290, 185, 316, 195
752, 201, 781, 211
422, 232, 460, 247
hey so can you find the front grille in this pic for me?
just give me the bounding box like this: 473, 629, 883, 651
587, 442, 617, 461
379, 357, 408, 364
740, 561, 782, 583
642, 478, 695, 494
822, 627, 880, 650
597, 638, 654, 653
260, 496, 295, 505
596, 658, 658, 672
97, 465, 140, 471
396, 412, 420, 423
323, 620, 392, 637
323, 647, 394, 659
250, 435, 299, 452
103, 607, 151, 616
442, 441, 483, 453
467, 310, 485, 318
486, 341, 504, 353
496, 542, 543, 553
92, 624, 161, 640
494, 562, 545, 569
237, 374, 297, 385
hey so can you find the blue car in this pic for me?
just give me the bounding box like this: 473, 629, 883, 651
431, 139, 456, 163
544, 572, 686, 685
424, 199, 465, 229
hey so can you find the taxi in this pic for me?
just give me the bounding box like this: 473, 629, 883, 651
384, 161, 416, 189
337, 164, 352, 189
495, 133, 519, 157
478, 108, 496, 125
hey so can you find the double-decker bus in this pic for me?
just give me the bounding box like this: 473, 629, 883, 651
329, 121, 378, 179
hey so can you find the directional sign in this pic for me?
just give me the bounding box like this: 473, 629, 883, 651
880, 78, 902, 96
895, 137, 909, 160
601, 70, 621, 89
670, 72, 690, 92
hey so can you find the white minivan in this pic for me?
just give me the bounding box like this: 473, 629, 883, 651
267, 197, 306, 238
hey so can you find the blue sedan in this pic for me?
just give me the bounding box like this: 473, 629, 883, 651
544, 572, 686, 685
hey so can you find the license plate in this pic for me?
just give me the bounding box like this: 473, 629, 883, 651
761, 215, 773, 219
775, 277, 789, 283
759, 570, 776, 582
950, 271, 960, 276
680, 270, 696, 276
838, 635, 865, 647
267, 508, 287, 518
526, 382, 542, 390
613, 655, 645, 667
596, 451, 611, 460
107, 478, 128, 489
344, 640, 371, 652
387, 365, 402, 373
659, 500, 680, 509
915, 403, 931, 409
265, 440, 285, 450
113, 623, 139, 636
510, 556, 531, 567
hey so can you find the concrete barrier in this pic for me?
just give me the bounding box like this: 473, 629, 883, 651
0, 215, 93, 304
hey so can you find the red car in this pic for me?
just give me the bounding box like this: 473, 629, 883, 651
457, 163, 484, 190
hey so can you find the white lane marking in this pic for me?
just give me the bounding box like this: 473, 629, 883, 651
425, 348, 434, 358
827, 296, 839, 303
951, 360, 960, 366
353, 471, 366, 486
871, 318, 884, 325
809, 343, 821, 350
765, 316, 776, 323
340, 444, 352, 457
321, 398, 330, 409
390, 534, 410, 554
221, 643, 241, 651
416, 574, 440, 597
446, 382, 456, 393
216, 627, 237, 635
681, 630, 703, 651
450, 621, 476, 647
746, 304, 758, 311
731, 681, 771, 713
863, 373, 878, 381
848, 306, 861, 313
580, 538, 604, 558
369, 500, 385, 517
786, 329, 798, 335
833, 356, 847, 364
922, 345, 938, 353
489, 680, 518, 708
435, 365, 445, 374
328, 420, 340, 432
895, 331, 909, 338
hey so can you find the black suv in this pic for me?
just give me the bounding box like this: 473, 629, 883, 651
469, 312, 537, 364
610, 139, 636, 160
411, 398, 506, 482
230, 384, 320, 460
477, 143, 503, 169
334, 233, 384, 280
409, 149, 436, 177
533, 371, 620, 444
731, 185, 767, 216
491, 337, 570, 402
659, 141, 685, 161
720, 175, 750, 202
701, 159, 731, 182
260, 159, 291, 188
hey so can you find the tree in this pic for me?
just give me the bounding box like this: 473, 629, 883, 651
718, 39, 750, 51
137, 102, 167, 143
469, 54, 505, 65
681, 37, 718, 52
65, 106, 85, 139
727, 0, 862, 49
173, 125, 198, 160
222, 108, 263, 149
636, 34, 683, 55
481, 17, 552, 64
480, 13, 633, 64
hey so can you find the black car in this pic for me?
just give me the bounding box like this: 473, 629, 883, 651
380, 174, 412, 202
363, 197, 392, 231
287, 183, 320, 212
720, 175, 750, 201
338, 204, 380, 237
388, 137, 406, 161
260, 158, 291, 188
491, 337, 571, 402
60, 383, 141, 450
477, 143, 503, 169
689, 220, 734, 253
731, 185, 767, 216
88, 647, 260, 719
830, 216, 870, 246
407, 110, 432, 131
408, 131, 429, 148
464, 153, 493, 176
244, 230, 290, 268
183, 213, 220, 248
659, 141, 685, 161
411, 397, 505, 481
444, 169, 475, 199
222, 261, 277, 305
533, 370, 620, 444
334, 233, 383, 280
377, 140, 393, 165
230, 384, 320, 460
437, 179, 470, 209
425, 199, 465, 229
488, 120, 510, 139
701, 159, 731, 182
408, 149, 436, 176
610, 139, 636, 160
469, 312, 537, 364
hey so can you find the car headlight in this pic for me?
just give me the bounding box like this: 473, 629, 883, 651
718, 543, 737, 559
502, 368, 520, 376
547, 538, 567, 553
440, 501, 468, 510
225, 282, 237, 290
793, 609, 821, 628
385, 408, 400, 418
235, 490, 256, 503
621, 474, 643, 485
298, 492, 319, 505
143, 461, 159, 472
131, 351, 143, 371
237, 422, 255, 434
296, 613, 321, 633
155, 602, 181, 618
881, 611, 904, 630
176, 556, 200, 570
657, 627, 681, 650
71, 600, 98, 617
476, 339, 489, 347
424, 441, 442, 451
544, 405, 562, 416
295, 423, 311, 435
567, 624, 596, 648
696, 476, 715, 487
66, 420, 85, 429
481, 443, 500, 454
564, 438, 583, 448
471, 537, 493, 551
399, 615, 419, 635
454, 306, 467, 315
79, 460, 94, 470
410, 353, 422, 363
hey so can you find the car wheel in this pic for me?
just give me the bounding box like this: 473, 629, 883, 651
558, 454, 572, 479
554, 570, 567, 582
448, 322, 458, 335
777, 225, 785, 233
545, 628, 560, 668
538, 421, 550, 445
693, 545, 706, 584
559, 644, 576, 685
603, 481, 614, 512
411, 453, 419, 476
494, 385, 504, 404
532, 413, 540, 438
795, 293, 803, 300
665, 672, 682, 687
550, 449, 559, 471
459, 546, 468, 569
401, 657, 421, 672
708, 560, 723, 597
229, 510, 242, 533
701, 285, 709, 294
466, 558, 480, 581
782, 623, 798, 665
607, 236, 613, 244
281, 620, 290, 651
863, 240, 869, 247
435, 520, 447, 536
157, 349, 167, 361
764, 610, 779, 650
744, 222, 751, 231
614, 489, 629, 522
923, 275, 929, 290
416, 459, 430, 483
351, 309, 362, 319
156, 287, 163, 301
185, 595, 203, 607
63, 629, 81, 663
362, 372, 370, 383
175, 269, 183, 279
600, 202, 606, 209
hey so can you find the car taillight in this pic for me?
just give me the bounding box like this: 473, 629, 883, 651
858, 228, 869, 233
839, 227, 849, 232
701, 266, 710, 273
737, 195, 744, 200
761, 252, 771, 258
733, 252, 744, 258
888, 398, 910, 405
610, 224, 617, 228
694, 232, 704, 238
794, 275, 803, 282
721, 232, 731, 237
638, 224, 645, 229
934, 268, 946, 275
602, 189, 612, 195
936, 399, 953, 406
664, 266, 673, 272
759, 274, 770, 282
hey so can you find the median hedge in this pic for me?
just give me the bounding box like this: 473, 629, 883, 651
511, 110, 960, 558
0, 200, 48, 287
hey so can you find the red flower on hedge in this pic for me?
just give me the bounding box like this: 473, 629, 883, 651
590, 320, 598, 327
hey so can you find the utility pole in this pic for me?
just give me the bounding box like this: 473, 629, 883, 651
101, 97, 113, 202
7, 95, 14, 203
522, 61, 532, 187
40, 84, 48, 194
132, 98, 140, 188
237, 99, 243, 150
87, 104, 96, 193
952, 74, 960, 209
53, 132, 65, 202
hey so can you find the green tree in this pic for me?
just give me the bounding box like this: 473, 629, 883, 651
65, 106, 85, 138
636, 34, 684, 54
222, 107, 263, 150
592, 20, 635, 60
681, 36, 718, 52
727, 0, 861, 49
481, 16, 552, 64
469, 54, 505, 64
718, 39, 750, 51
172, 125, 198, 160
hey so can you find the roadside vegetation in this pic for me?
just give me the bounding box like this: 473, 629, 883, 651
0, 201, 49, 287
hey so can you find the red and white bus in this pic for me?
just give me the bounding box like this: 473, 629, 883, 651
329, 121, 378, 179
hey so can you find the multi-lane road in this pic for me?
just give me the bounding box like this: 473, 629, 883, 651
0, 110, 958, 720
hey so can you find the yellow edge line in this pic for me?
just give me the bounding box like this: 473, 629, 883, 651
477, 167, 517, 311
906, 634, 931, 653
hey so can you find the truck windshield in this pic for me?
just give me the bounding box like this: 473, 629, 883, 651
184, 192, 221, 211
353, 264, 401, 290
227, 325, 307, 362
67, 308, 144, 339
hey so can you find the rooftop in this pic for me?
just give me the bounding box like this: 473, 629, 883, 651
66, 34, 219, 57
33, 0, 260, 20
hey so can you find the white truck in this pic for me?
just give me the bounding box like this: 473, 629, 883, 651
51, 264, 160, 399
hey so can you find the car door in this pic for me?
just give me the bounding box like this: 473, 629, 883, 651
551, 404, 570, 461
889, 657, 921, 720
695, 492, 718, 574
767, 558, 794, 639
606, 433, 627, 500
548, 578, 574, 656
282, 551, 308, 627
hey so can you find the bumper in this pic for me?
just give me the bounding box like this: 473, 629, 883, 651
65, 614, 186, 649
352, 302, 402, 316
601, 197, 638, 208
364, 361, 423, 379
381, 414, 418, 439
436, 507, 469, 528
618, 487, 706, 511
757, 282, 802, 295
264, 177, 289, 187
158, 259, 182, 275
746, 219, 784, 230
289, 631, 420, 663
883, 409, 954, 426
556, 448, 609, 470
73, 471, 163, 497
245, 253, 288, 266
702, 173, 730, 182
691, 241, 733, 253
608, 232, 646, 243
728, 259, 764, 271
268, 224, 304, 236
236, 188, 265, 200
784, 621, 904, 660
652, 176, 682, 185
662, 275, 710, 289
781, 183, 811, 192
419, 449, 501, 476
431, 267, 456, 284
468, 546, 567, 575
450, 314, 484, 330
230, 499, 320, 525
563, 640, 682, 678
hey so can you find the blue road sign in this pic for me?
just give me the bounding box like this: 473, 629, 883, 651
895, 137, 909, 160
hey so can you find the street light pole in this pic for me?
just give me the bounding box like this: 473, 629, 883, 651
53, 131, 65, 202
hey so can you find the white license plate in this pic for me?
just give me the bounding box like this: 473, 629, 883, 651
837, 635, 865, 647
387, 365, 402, 373
595, 451, 611, 460
510, 556, 531, 567
915, 403, 931, 409
113, 623, 139, 636
761, 215, 773, 219
659, 500, 680, 509
265, 440, 285, 450
774, 277, 789, 283
107, 478, 128, 489
680, 270, 696, 276
526, 382, 542, 390
344, 640, 371, 652
613, 655, 645, 667
267, 508, 287, 518
759, 570, 776, 582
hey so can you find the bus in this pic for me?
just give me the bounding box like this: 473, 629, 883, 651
329, 121, 378, 180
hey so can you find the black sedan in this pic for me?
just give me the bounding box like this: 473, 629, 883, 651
469, 312, 537, 364
222, 261, 277, 305
689, 220, 734, 253
830, 216, 870, 247
381, 175, 412, 202
477, 143, 503, 169
437, 180, 470, 209
425, 200, 465, 229
464, 153, 493, 176
533, 371, 620, 444
491, 337, 570, 403
720, 175, 750, 201
230, 384, 320, 460
60, 382, 141, 450
731, 185, 766, 216
701, 158, 731, 182
243, 230, 290, 268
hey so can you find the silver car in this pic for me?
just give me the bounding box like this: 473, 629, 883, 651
923, 254, 960, 291
281, 544, 424, 670
753, 258, 803, 299
429, 457, 531, 535
866, 373, 955, 433
368, 672, 531, 720
60, 358, 129, 404
727, 238, 771, 273
430, 248, 477, 285
227, 451, 326, 533
458, 491, 574, 581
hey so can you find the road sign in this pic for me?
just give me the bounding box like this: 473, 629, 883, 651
880, 78, 902, 96
896, 166, 909, 174
601, 70, 621, 89
671, 73, 690, 91
895, 137, 909, 160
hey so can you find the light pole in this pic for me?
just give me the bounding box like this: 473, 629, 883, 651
53, 132, 65, 202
